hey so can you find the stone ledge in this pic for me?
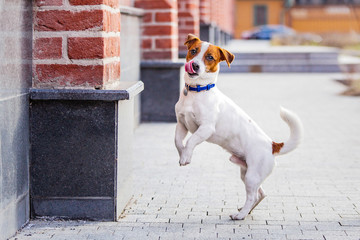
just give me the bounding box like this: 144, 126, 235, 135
30, 81, 144, 101
32, 198, 114, 221
120, 6, 144, 17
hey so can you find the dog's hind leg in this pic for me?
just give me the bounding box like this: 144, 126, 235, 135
247, 186, 266, 214
238, 185, 266, 213
230, 169, 263, 220
231, 154, 267, 214
230, 154, 274, 220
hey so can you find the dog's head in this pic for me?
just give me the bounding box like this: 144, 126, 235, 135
184, 34, 234, 81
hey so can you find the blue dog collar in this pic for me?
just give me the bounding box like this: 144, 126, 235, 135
185, 83, 215, 92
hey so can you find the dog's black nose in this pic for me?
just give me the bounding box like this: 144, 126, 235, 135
192, 62, 199, 72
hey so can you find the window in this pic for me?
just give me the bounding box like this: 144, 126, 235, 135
253, 5, 268, 26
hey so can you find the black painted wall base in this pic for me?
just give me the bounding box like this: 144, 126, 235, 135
200, 23, 215, 43
29, 82, 143, 221
140, 61, 184, 122
200, 23, 233, 46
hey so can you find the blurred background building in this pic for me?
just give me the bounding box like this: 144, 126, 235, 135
235, 0, 360, 38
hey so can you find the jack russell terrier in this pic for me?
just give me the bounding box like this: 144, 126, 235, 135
175, 34, 303, 220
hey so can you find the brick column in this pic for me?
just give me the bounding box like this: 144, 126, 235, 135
30, 0, 144, 221
199, 0, 215, 43
200, 0, 234, 45
33, 0, 121, 89
134, 0, 183, 121
199, 0, 211, 25
211, 0, 219, 27
135, 0, 178, 61
177, 0, 199, 55
216, 0, 234, 35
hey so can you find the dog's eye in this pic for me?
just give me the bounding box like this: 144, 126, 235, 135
206, 55, 214, 61
190, 49, 197, 55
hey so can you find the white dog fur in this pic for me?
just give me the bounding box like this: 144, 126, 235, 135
175, 34, 303, 220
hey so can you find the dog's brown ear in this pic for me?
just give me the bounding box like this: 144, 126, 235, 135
219, 47, 235, 67
184, 34, 200, 49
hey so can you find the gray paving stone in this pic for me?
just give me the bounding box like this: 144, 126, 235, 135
287, 232, 324, 240
251, 233, 287, 240
266, 220, 300, 226
158, 232, 184, 240
121, 231, 151, 240
324, 237, 360, 240
52, 235, 88, 240
10, 73, 360, 240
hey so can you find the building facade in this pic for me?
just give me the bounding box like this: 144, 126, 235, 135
234, 0, 284, 38
234, 0, 360, 38
289, 4, 360, 33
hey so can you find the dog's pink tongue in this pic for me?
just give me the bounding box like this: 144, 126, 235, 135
185, 60, 196, 74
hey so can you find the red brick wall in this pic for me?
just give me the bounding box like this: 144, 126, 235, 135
199, 0, 211, 24
178, 0, 199, 52
199, 0, 234, 35
220, 0, 235, 34
135, 0, 178, 61
33, 0, 235, 86
33, 0, 121, 89
119, 0, 133, 7
217, 0, 225, 31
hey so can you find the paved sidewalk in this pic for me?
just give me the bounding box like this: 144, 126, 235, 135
11, 73, 360, 240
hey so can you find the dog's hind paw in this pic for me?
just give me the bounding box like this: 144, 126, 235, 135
179, 161, 190, 166
179, 159, 191, 166
179, 153, 191, 166
230, 213, 246, 220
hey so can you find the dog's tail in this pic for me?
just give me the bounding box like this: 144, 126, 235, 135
272, 107, 303, 156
